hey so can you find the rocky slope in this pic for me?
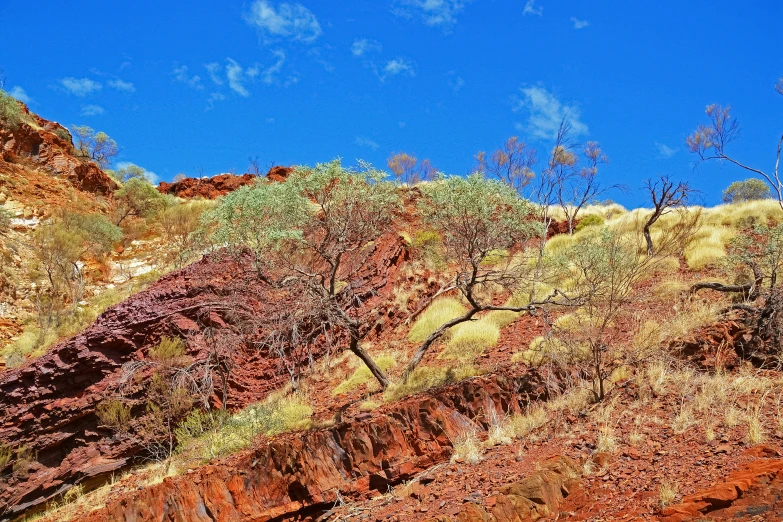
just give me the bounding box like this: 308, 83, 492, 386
0, 231, 411, 520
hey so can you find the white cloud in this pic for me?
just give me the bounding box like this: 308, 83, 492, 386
449, 75, 465, 93
108, 79, 135, 92
80, 104, 105, 116
225, 59, 249, 96
382, 58, 416, 80
392, 0, 467, 28
523, 0, 542, 16
206, 92, 226, 111
60, 77, 102, 96
114, 162, 159, 185
355, 136, 380, 151
351, 38, 382, 57
173, 66, 203, 89
261, 50, 286, 84
9, 86, 32, 104
245, 0, 322, 43
655, 142, 678, 159
205, 63, 224, 85
570, 17, 589, 29
513, 85, 588, 139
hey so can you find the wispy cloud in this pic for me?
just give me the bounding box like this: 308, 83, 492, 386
245, 0, 322, 43
60, 77, 102, 96
108, 79, 136, 93
381, 58, 416, 80
173, 66, 203, 89
570, 17, 589, 29
206, 92, 226, 111
261, 50, 286, 84
449, 75, 465, 93
351, 38, 382, 57
205, 63, 224, 85
522, 0, 542, 16
392, 0, 468, 29
355, 136, 380, 150
80, 104, 105, 116
9, 86, 32, 104
655, 142, 678, 159
225, 59, 251, 96
513, 85, 588, 139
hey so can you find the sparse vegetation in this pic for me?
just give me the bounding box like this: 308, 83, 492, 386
0, 88, 23, 128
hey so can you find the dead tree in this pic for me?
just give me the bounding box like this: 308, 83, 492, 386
687, 80, 783, 210
475, 137, 537, 194
643, 175, 692, 255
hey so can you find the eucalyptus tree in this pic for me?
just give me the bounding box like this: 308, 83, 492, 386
206, 159, 401, 388
402, 173, 574, 380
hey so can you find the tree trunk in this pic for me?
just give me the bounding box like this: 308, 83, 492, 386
402, 308, 480, 382
643, 222, 654, 256
348, 329, 389, 389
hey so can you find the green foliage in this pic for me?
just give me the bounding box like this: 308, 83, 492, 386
0, 207, 12, 233
117, 163, 150, 183
0, 444, 11, 469
575, 213, 605, 232
53, 126, 71, 143
71, 125, 118, 168
96, 399, 132, 432
178, 392, 312, 462
61, 212, 122, 256
158, 200, 213, 267
0, 88, 23, 129
722, 178, 772, 203
149, 336, 187, 364
113, 177, 167, 225
419, 174, 540, 264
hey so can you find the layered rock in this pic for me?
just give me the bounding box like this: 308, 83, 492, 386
0, 232, 409, 520
0, 103, 117, 195
158, 174, 257, 199
83, 368, 550, 522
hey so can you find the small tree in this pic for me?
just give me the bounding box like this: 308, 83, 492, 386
687, 82, 783, 210
475, 136, 536, 193
117, 163, 151, 183
206, 160, 401, 388
402, 173, 573, 379
643, 175, 692, 256
158, 201, 210, 268
387, 152, 436, 185
0, 88, 23, 129
71, 125, 118, 168
722, 178, 772, 203
113, 178, 167, 226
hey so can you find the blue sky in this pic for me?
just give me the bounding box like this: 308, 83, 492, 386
1, 1, 781, 206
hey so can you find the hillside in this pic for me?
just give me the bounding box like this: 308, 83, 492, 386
3, 101, 783, 522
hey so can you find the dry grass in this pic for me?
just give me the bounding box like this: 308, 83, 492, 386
408, 297, 467, 342
438, 318, 500, 361
450, 427, 484, 464
684, 225, 735, 270
383, 364, 481, 401
659, 480, 679, 507
333, 352, 398, 395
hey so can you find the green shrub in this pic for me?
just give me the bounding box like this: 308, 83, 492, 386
575, 214, 605, 232
96, 399, 132, 432
53, 127, 71, 143
722, 178, 772, 203
0, 89, 23, 129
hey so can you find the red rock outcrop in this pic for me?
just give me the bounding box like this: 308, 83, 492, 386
158, 174, 257, 199
661, 447, 783, 521
266, 165, 292, 183
0, 232, 410, 520
0, 102, 117, 195
83, 368, 550, 522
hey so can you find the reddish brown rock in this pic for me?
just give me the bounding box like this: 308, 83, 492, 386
157, 173, 257, 199
0, 232, 410, 520
83, 368, 550, 522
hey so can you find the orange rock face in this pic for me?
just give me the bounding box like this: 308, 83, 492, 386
83, 368, 550, 522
